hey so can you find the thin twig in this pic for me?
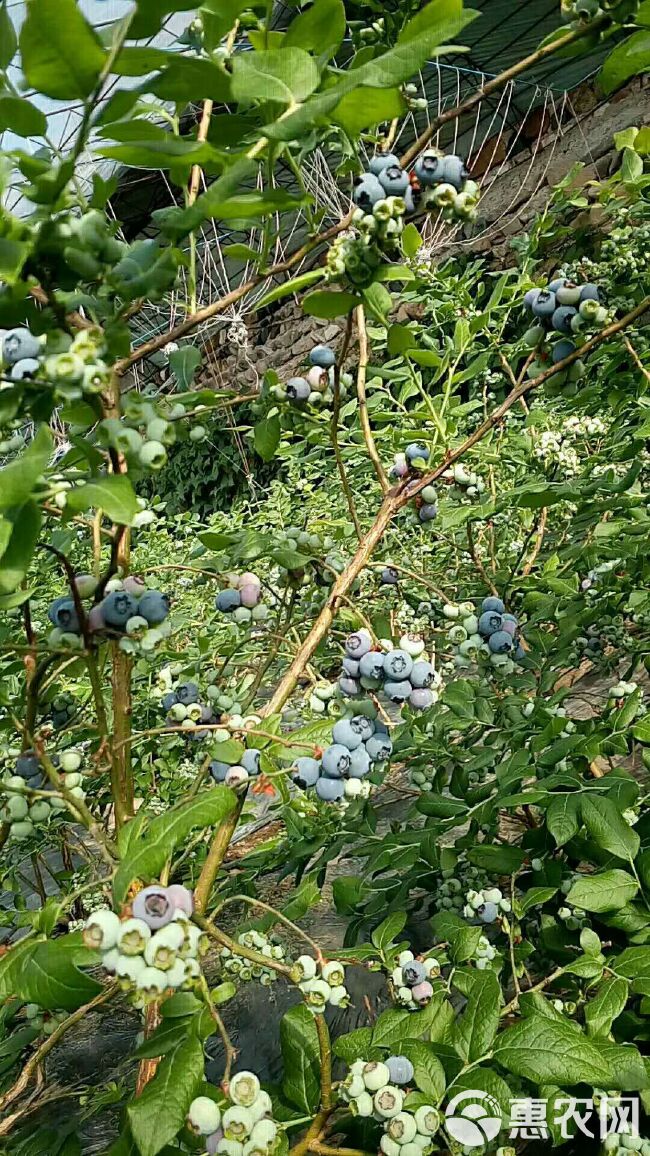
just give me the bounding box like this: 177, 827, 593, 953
355, 307, 389, 493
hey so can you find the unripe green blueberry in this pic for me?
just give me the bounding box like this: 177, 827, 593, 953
413, 1105, 440, 1136
83, 909, 122, 952
387, 1112, 417, 1144
322, 960, 345, 987
351, 1091, 374, 1117
139, 440, 167, 470
117, 917, 151, 955
223, 1106, 255, 1141
374, 1086, 404, 1119
9, 820, 34, 840
29, 801, 51, 822
188, 1097, 222, 1136
229, 1072, 261, 1108
190, 425, 207, 442
362, 1061, 390, 1091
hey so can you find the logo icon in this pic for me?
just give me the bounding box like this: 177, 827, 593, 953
445, 1089, 502, 1148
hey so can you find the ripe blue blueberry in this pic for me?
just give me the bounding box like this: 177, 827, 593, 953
386, 1056, 414, 1085
286, 376, 310, 402
405, 443, 428, 464
176, 682, 200, 704
132, 885, 175, 929
514, 643, 526, 661
161, 692, 178, 711
209, 761, 229, 782
580, 283, 600, 303
478, 611, 503, 637
53, 598, 80, 633
241, 749, 261, 775
11, 357, 39, 380
383, 650, 413, 680
524, 288, 541, 311
345, 630, 372, 658
410, 660, 434, 688
414, 151, 444, 186
480, 902, 499, 922
531, 290, 556, 319
353, 174, 384, 210
48, 595, 70, 626
138, 590, 170, 625
552, 339, 576, 363
481, 597, 505, 613
418, 503, 437, 523
348, 746, 371, 777
366, 734, 393, 761
339, 676, 361, 697
102, 591, 139, 628
332, 719, 364, 751
16, 751, 39, 779
409, 687, 434, 710
402, 960, 426, 986
316, 777, 344, 802
342, 657, 360, 677
368, 153, 399, 175
293, 757, 321, 789
359, 651, 385, 679
350, 715, 374, 740
378, 165, 409, 195
488, 630, 513, 654
381, 567, 399, 585
551, 306, 577, 334
440, 154, 468, 190
309, 345, 336, 369
216, 590, 241, 612
384, 680, 412, 703
321, 744, 352, 778
3, 328, 40, 365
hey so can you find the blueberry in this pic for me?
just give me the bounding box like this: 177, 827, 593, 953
350, 714, 374, 740
342, 657, 360, 677
359, 651, 385, 679
418, 503, 437, 523
321, 744, 352, 778
348, 746, 371, 777
488, 630, 513, 654
551, 306, 577, 334
286, 376, 310, 402
132, 885, 174, 929
378, 165, 409, 195
440, 154, 468, 190
48, 595, 74, 628
176, 682, 200, 705
100, 591, 137, 629
500, 617, 517, 638
383, 650, 413, 680
11, 357, 39, 380
316, 777, 344, 802
402, 959, 426, 986
409, 688, 434, 710
524, 288, 541, 311
368, 152, 399, 175
548, 277, 566, 293
52, 598, 80, 632
292, 757, 321, 789
161, 692, 178, 711
480, 902, 499, 922
410, 660, 434, 688
414, 150, 444, 186
421, 485, 437, 503
552, 339, 576, 363
386, 1056, 414, 1086
478, 611, 503, 637
481, 597, 505, 613
345, 630, 372, 658
241, 749, 261, 775
216, 589, 241, 613
365, 733, 393, 761
531, 290, 556, 319
405, 443, 428, 464
381, 567, 399, 585
353, 174, 385, 210
339, 676, 361, 697
309, 345, 336, 369
332, 719, 364, 751
514, 643, 526, 661
3, 328, 41, 365
383, 680, 412, 703
580, 283, 600, 303
555, 281, 581, 306
15, 751, 39, 779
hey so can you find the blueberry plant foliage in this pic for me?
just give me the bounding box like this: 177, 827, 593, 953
0, 0, 650, 1153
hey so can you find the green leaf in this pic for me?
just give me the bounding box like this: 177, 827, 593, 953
372, 1009, 417, 1048
20, 0, 106, 99
454, 970, 501, 1062
231, 49, 320, 105
280, 1005, 320, 1113
0, 95, 46, 137
397, 0, 475, 46
333, 87, 406, 134
129, 0, 196, 38
0, 502, 41, 594
600, 30, 650, 95
333, 1026, 373, 1063
402, 223, 423, 258
450, 1067, 512, 1115
97, 138, 221, 171
149, 57, 232, 103
581, 795, 639, 861
0, 426, 51, 512
520, 886, 558, 914
255, 269, 324, 310
0, 935, 102, 1011
585, 977, 629, 1037
494, 1015, 614, 1086
113, 788, 236, 905
399, 1041, 446, 1100
254, 416, 281, 462
0, 2, 17, 69
371, 912, 407, 952
467, 846, 526, 872
168, 346, 201, 392
567, 870, 638, 913
303, 290, 361, 318
128, 1036, 204, 1156
66, 477, 139, 526
546, 794, 580, 847
449, 925, 483, 964
284, 0, 346, 60
613, 947, 650, 994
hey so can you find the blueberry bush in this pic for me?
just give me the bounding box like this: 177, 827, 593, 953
0, 1, 650, 1154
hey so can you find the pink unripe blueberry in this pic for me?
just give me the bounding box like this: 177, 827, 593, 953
166, 884, 194, 915
411, 980, 434, 1005
88, 604, 106, 632
239, 584, 260, 609
123, 575, 146, 596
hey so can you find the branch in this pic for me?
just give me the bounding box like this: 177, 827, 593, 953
466, 522, 499, 597
355, 306, 389, 494
193, 795, 246, 914
194, 914, 294, 977
522, 507, 548, 577
200, 976, 237, 1088
331, 315, 363, 540
314, 1015, 332, 1110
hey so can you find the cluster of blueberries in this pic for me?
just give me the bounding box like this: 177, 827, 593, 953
215, 572, 268, 625
47, 575, 171, 656
462, 885, 512, 924
46, 691, 77, 731
339, 629, 439, 711
327, 193, 406, 286
560, 0, 606, 25
210, 745, 264, 788
217, 929, 287, 988
353, 151, 479, 224
523, 276, 607, 394
0, 325, 115, 405
443, 462, 486, 500
389, 444, 438, 524
390, 948, 440, 1009
267, 344, 352, 409
445, 596, 524, 673
1, 747, 85, 841
162, 680, 220, 743
340, 1056, 442, 1151
23, 1004, 69, 1039
292, 714, 392, 803
295, 952, 350, 1012
83, 884, 204, 1004
186, 1071, 281, 1156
